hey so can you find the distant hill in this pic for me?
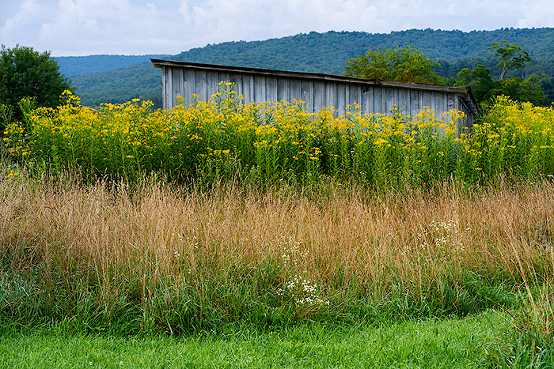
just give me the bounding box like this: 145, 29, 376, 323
70, 62, 164, 108
170, 28, 554, 74
68, 28, 554, 107
55, 54, 168, 76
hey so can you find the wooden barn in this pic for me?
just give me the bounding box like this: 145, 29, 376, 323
151, 59, 478, 130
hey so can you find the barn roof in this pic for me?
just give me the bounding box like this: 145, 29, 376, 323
151, 59, 479, 117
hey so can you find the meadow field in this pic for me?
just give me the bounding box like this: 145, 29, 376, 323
2, 86, 554, 366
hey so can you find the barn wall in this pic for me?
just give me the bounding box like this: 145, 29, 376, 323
161, 65, 475, 130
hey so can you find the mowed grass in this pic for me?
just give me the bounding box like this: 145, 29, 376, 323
0, 311, 508, 368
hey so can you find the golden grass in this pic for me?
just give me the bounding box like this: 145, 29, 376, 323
3, 167, 553, 300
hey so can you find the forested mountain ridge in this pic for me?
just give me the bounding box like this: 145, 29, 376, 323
55, 54, 169, 77
68, 27, 554, 107
171, 28, 554, 75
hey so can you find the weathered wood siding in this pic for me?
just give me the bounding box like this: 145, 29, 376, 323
154, 60, 478, 131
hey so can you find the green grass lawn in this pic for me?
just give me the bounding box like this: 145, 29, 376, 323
0, 311, 510, 369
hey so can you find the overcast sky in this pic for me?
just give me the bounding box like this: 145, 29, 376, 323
1, 0, 553, 57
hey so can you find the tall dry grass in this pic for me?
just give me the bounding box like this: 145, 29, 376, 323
1, 164, 553, 333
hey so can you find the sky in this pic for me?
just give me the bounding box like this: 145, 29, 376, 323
1, 0, 554, 57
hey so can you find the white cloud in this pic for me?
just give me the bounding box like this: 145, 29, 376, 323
172, 0, 387, 46
517, 0, 554, 28
0, 0, 52, 47
0, 0, 552, 56
36, 0, 169, 54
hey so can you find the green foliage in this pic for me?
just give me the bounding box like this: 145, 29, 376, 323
488, 40, 532, 79
454, 42, 549, 107
500, 74, 549, 106
455, 65, 500, 104
343, 45, 444, 84
0, 45, 72, 129
540, 74, 554, 102
0, 104, 14, 134
455, 65, 549, 107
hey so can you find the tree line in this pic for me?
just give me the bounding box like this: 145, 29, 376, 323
344, 41, 550, 108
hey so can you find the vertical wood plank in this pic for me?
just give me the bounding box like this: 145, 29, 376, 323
337, 83, 346, 116
410, 90, 420, 115
347, 85, 360, 110
355, 85, 362, 108
346, 85, 354, 108
164, 67, 172, 110
373, 86, 383, 114
242, 75, 254, 103
174, 68, 183, 105
326, 82, 338, 115
161, 67, 168, 109
289, 78, 302, 104
254, 75, 266, 103
194, 70, 207, 101
217, 72, 230, 99
361, 86, 373, 114
205, 71, 216, 100
277, 78, 289, 102
447, 94, 455, 112
266, 77, 277, 102
384, 87, 397, 114
313, 81, 325, 112
422, 91, 432, 110
183, 69, 196, 104
301, 80, 313, 112
435, 92, 446, 118
430, 92, 437, 113
398, 89, 409, 114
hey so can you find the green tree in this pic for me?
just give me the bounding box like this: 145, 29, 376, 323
455, 42, 549, 108
500, 74, 548, 106
0, 45, 72, 132
455, 64, 548, 108
488, 40, 531, 79
540, 75, 554, 103
455, 65, 501, 105
343, 45, 444, 85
